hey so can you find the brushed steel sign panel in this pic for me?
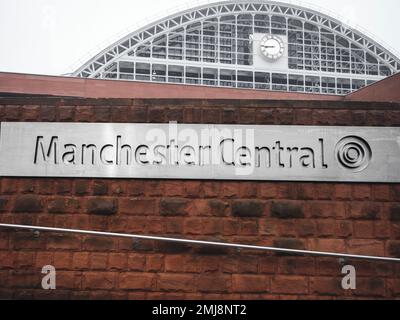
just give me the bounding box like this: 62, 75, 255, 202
0, 122, 399, 182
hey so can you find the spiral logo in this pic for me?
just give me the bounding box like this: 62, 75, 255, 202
335, 136, 372, 172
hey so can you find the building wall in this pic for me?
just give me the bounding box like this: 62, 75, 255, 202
0, 97, 400, 300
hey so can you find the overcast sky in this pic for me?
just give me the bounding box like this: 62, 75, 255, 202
0, 0, 399, 76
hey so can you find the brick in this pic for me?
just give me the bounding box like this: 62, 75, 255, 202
348, 202, 380, 220
110, 182, 126, 196
47, 197, 80, 214
53, 252, 72, 269
278, 257, 315, 275
126, 181, 145, 196
273, 238, 305, 250
145, 181, 165, 196
239, 220, 259, 236
15, 252, 35, 268
21, 105, 40, 120
54, 180, 73, 195
59, 106, 75, 121
164, 181, 185, 197
374, 221, 390, 239
221, 183, 240, 198
390, 204, 400, 221
12, 232, 46, 250
14, 195, 43, 213
110, 106, 130, 123
83, 272, 115, 290
76, 106, 93, 122
119, 198, 158, 215
1, 178, 18, 194
389, 279, 400, 297
232, 200, 264, 217
306, 201, 345, 219
314, 184, 334, 200
184, 218, 203, 235
388, 241, 400, 258
39, 105, 57, 121
258, 257, 276, 274
90, 253, 108, 270
160, 198, 189, 216
373, 185, 392, 201
354, 278, 385, 297
237, 256, 258, 274
202, 182, 220, 198
72, 252, 90, 270
196, 274, 230, 292
164, 255, 185, 272
129, 106, 147, 122
258, 183, 277, 199
165, 217, 183, 234
92, 180, 109, 196
222, 108, 239, 124
183, 182, 202, 198
316, 220, 336, 237
232, 275, 268, 293
19, 179, 37, 193
352, 185, 371, 200
119, 273, 156, 290
275, 109, 294, 125
310, 239, 346, 253
146, 255, 163, 272
0, 251, 14, 269
86, 198, 117, 215
132, 239, 156, 252
334, 184, 352, 200
256, 109, 275, 124
108, 253, 127, 270
156, 241, 191, 254
297, 221, 316, 237
271, 201, 304, 219
203, 108, 221, 123
74, 180, 90, 196
128, 253, 146, 271
148, 107, 165, 122
201, 256, 220, 273
336, 221, 353, 237
348, 240, 384, 256
271, 276, 308, 294
158, 274, 194, 292
353, 221, 374, 238
311, 277, 342, 296
92, 106, 110, 122
83, 236, 116, 251
47, 234, 81, 250
35, 252, 53, 268
3, 105, 20, 120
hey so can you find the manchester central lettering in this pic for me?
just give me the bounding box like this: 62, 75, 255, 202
33, 135, 328, 169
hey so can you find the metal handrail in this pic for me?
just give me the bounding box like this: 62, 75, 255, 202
0, 223, 399, 263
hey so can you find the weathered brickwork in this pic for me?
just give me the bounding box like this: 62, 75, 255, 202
0, 97, 399, 300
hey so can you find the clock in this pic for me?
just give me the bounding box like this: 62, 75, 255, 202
260, 35, 284, 60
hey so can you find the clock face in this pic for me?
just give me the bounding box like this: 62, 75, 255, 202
260, 35, 284, 60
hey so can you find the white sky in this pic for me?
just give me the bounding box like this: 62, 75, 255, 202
0, 0, 399, 76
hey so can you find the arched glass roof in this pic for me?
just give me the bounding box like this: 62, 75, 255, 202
73, 0, 400, 95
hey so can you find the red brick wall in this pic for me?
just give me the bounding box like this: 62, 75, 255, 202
0, 97, 400, 300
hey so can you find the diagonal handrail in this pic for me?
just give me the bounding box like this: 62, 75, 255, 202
0, 223, 399, 263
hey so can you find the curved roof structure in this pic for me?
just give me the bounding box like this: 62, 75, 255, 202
73, 0, 400, 95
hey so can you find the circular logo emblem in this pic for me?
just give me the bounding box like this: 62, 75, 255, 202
335, 136, 372, 172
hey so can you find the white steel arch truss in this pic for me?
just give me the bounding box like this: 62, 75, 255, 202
73, 0, 400, 95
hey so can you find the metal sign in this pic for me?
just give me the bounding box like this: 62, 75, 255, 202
0, 122, 399, 182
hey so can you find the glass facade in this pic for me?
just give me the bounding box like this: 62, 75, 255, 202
75, 1, 400, 95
